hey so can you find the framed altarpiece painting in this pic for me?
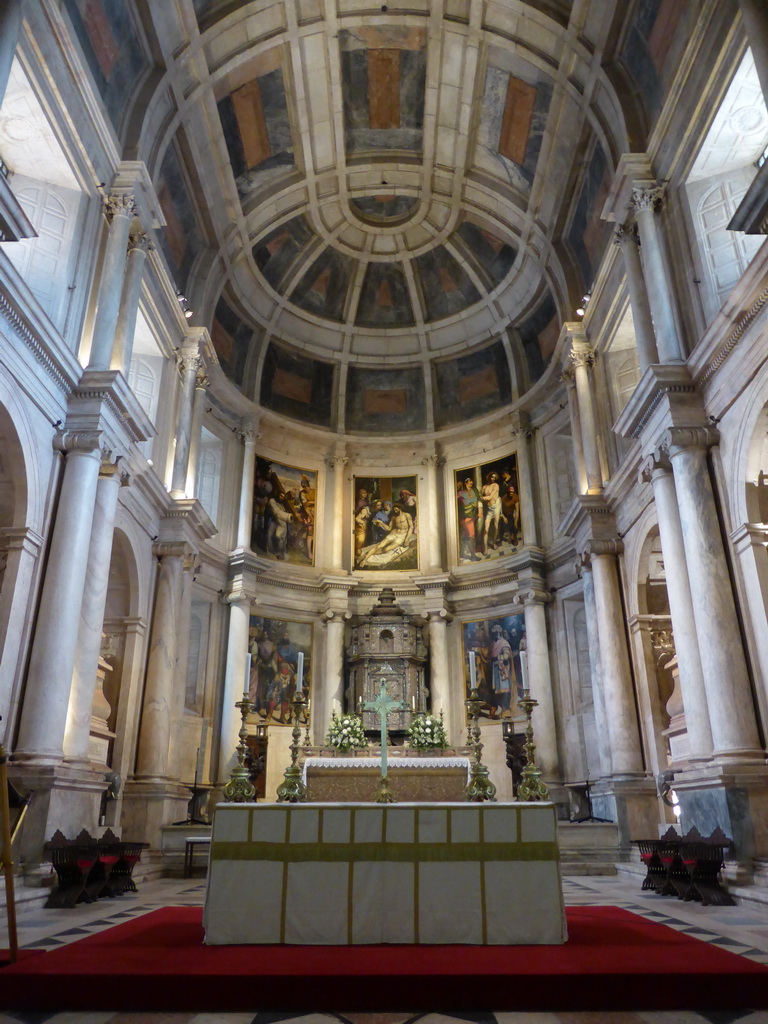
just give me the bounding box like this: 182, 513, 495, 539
462, 613, 527, 722
247, 615, 312, 727
455, 453, 521, 565
251, 456, 317, 566
353, 474, 419, 571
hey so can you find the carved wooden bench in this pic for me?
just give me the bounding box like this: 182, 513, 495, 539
44, 828, 149, 908
632, 826, 735, 906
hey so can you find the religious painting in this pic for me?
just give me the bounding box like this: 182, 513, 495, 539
455, 454, 521, 565
248, 616, 312, 726
353, 475, 419, 571
432, 339, 512, 429
462, 613, 527, 722
346, 366, 426, 433
251, 457, 317, 566
260, 342, 335, 429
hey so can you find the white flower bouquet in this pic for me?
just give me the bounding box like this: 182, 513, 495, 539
406, 712, 448, 750
326, 711, 368, 752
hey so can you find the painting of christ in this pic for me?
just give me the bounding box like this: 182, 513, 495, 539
463, 613, 527, 722
251, 456, 317, 566
353, 475, 419, 571
455, 453, 521, 565
248, 616, 312, 727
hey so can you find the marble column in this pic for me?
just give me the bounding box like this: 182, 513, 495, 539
511, 416, 539, 546
0, 0, 25, 108
325, 451, 347, 568
630, 184, 685, 364
666, 428, 763, 760
738, 0, 768, 105
217, 593, 251, 783
421, 450, 443, 570
236, 421, 259, 549
14, 432, 103, 762
614, 224, 659, 370
560, 369, 588, 493
0, 526, 43, 741
170, 347, 201, 498
321, 611, 346, 730
185, 368, 208, 498
134, 543, 190, 781
111, 231, 150, 376
427, 611, 452, 740
640, 450, 713, 761
63, 457, 125, 763
588, 541, 645, 775
578, 555, 612, 776
87, 194, 136, 371
570, 343, 603, 493
519, 594, 560, 779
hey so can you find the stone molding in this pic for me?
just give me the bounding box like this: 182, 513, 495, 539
701, 284, 768, 385
53, 430, 102, 456
664, 425, 720, 454
152, 540, 195, 562
586, 538, 624, 557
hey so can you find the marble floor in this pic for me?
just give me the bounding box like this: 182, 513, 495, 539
1, 873, 767, 1024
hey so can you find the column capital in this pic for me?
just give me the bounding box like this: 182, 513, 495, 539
53, 430, 102, 456
631, 181, 667, 214
238, 418, 261, 445
569, 344, 596, 370
575, 551, 592, 576
194, 369, 210, 390
559, 367, 576, 389
105, 192, 137, 221
325, 454, 349, 470
586, 538, 624, 557
664, 425, 720, 455
127, 230, 152, 254
427, 608, 453, 624
638, 446, 673, 484
152, 540, 195, 562
179, 351, 203, 376
223, 589, 251, 608
512, 586, 552, 607
613, 223, 640, 248
508, 410, 535, 439
420, 451, 445, 468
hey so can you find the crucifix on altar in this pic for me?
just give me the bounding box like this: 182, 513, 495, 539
365, 681, 407, 803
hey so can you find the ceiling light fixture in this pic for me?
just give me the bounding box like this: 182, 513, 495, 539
576, 293, 591, 317
177, 291, 194, 319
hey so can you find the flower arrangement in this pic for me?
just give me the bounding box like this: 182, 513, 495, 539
326, 711, 368, 752
406, 712, 448, 750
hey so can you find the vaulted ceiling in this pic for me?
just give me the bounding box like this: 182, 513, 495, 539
59, 0, 703, 433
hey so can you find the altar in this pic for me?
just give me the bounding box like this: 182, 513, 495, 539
203, 802, 567, 945
302, 753, 472, 802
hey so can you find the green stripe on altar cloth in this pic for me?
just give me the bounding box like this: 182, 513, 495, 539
211, 840, 559, 863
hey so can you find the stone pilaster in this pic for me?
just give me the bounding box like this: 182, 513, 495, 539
217, 591, 251, 783
87, 193, 137, 371
560, 369, 588, 494
509, 412, 538, 546
420, 447, 444, 570
111, 230, 151, 375
513, 588, 559, 780
324, 448, 348, 568
576, 553, 612, 777
185, 367, 209, 498
569, 340, 603, 493
236, 420, 260, 549
170, 345, 202, 498
613, 224, 659, 370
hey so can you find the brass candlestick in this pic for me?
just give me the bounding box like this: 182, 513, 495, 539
276, 692, 308, 803
517, 690, 550, 801
464, 687, 497, 802
223, 692, 256, 802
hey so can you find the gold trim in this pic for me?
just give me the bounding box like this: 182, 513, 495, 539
212, 840, 558, 863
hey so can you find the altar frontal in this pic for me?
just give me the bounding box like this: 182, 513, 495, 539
203, 802, 567, 945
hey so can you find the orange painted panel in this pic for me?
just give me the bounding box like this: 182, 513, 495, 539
499, 77, 536, 165
232, 80, 272, 168
368, 49, 401, 130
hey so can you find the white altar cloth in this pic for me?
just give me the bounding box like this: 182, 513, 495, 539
300, 755, 472, 784
203, 802, 567, 945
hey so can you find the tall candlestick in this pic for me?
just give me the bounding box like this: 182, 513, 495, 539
296, 651, 304, 694
519, 648, 529, 693
469, 650, 477, 689
243, 652, 252, 699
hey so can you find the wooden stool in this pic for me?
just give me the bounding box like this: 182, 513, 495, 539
183, 836, 211, 878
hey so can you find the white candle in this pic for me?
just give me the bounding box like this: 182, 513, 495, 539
469, 650, 477, 688
296, 651, 304, 694
520, 648, 529, 693
243, 652, 252, 700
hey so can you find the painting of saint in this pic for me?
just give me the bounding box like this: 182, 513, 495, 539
353, 475, 419, 571
248, 616, 312, 726
455, 454, 521, 565
251, 457, 316, 566
462, 613, 526, 722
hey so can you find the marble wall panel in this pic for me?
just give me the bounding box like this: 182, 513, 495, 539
260, 342, 335, 428
345, 366, 426, 433
432, 340, 512, 429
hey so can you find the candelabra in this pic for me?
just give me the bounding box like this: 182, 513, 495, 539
516, 690, 550, 801
223, 693, 256, 802
276, 692, 308, 803
464, 687, 497, 802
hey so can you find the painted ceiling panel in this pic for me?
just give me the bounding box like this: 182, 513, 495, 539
252, 215, 315, 290
414, 247, 482, 322
291, 248, 356, 322
356, 263, 415, 328
432, 339, 512, 429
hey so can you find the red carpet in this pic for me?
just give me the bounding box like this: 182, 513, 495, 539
1, 905, 766, 1011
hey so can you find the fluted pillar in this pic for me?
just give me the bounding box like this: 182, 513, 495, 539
134, 543, 190, 780
614, 224, 658, 370
87, 193, 136, 371
427, 611, 452, 739
217, 593, 251, 782
570, 342, 603, 493
666, 427, 763, 760
14, 433, 103, 763
185, 367, 208, 498
421, 450, 443, 570
630, 184, 684, 364
640, 449, 713, 761
111, 231, 150, 375
510, 415, 538, 546
738, 0, 768, 106
236, 421, 259, 549
560, 369, 588, 493
63, 457, 126, 763
519, 593, 559, 779
325, 451, 347, 568
170, 346, 201, 498
0, 0, 25, 108
322, 612, 346, 728
588, 541, 645, 775
578, 555, 612, 776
